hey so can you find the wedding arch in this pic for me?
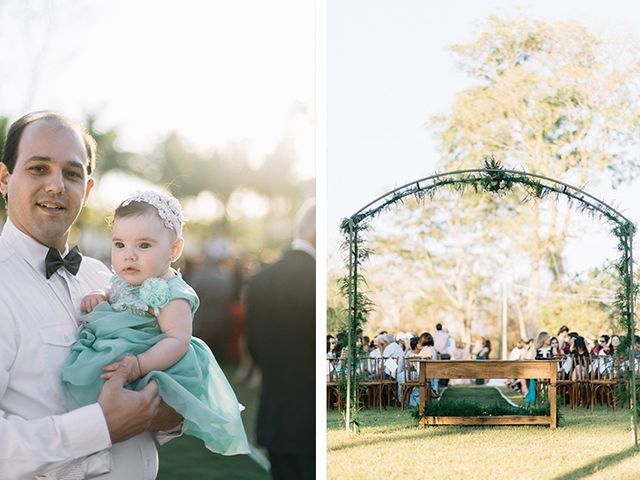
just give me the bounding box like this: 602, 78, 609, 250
340, 160, 638, 443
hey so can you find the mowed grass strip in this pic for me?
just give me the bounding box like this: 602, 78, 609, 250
327, 385, 640, 480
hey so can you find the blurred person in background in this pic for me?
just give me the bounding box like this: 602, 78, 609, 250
433, 323, 450, 360
556, 325, 570, 353
509, 338, 527, 360
327, 334, 337, 357
245, 199, 315, 480
592, 334, 611, 356
190, 238, 236, 361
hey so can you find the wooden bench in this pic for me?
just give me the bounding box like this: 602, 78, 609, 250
417, 360, 559, 429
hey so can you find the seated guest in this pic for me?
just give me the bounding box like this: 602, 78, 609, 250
417, 332, 439, 396
535, 331, 551, 359
549, 337, 562, 358
362, 335, 371, 354
405, 336, 421, 358
369, 336, 382, 358
565, 332, 579, 354
593, 334, 611, 356
557, 325, 570, 353
509, 339, 527, 360
571, 336, 590, 380
327, 334, 337, 358
382, 334, 404, 379
418, 332, 437, 359
610, 335, 621, 355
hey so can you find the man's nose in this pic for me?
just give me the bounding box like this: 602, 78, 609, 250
45, 170, 65, 194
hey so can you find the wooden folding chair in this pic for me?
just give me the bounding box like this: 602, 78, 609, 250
571, 355, 591, 408
400, 356, 422, 410
357, 356, 384, 409
379, 356, 400, 408
556, 355, 574, 409
326, 357, 342, 411
589, 355, 618, 409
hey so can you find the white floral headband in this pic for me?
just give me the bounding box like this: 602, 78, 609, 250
120, 190, 185, 234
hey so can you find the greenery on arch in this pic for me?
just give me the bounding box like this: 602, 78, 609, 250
339, 159, 637, 435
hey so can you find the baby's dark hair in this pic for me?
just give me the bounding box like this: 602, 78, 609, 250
108, 201, 181, 237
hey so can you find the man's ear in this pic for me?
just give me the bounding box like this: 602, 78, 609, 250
0, 163, 10, 197
82, 177, 95, 206
171, 237, 185, 262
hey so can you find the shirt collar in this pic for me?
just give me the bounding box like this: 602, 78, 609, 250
1, 218, 69, 277
291, 238, 315, 259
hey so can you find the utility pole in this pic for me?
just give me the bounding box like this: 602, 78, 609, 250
500, 280, 508, 359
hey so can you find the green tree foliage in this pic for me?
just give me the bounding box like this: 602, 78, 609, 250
367, 192, 511, 343
434, 16, 640, 326
85, 115, 138, 178
327, 270, 348, 335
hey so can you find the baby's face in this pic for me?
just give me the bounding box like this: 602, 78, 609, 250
111, 213, 180, 285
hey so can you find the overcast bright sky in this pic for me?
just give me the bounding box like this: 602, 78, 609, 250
327, 0, 640, 272
0, 0, 315, 210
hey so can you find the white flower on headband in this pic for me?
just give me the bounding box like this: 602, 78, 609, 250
120, 190, 185, 234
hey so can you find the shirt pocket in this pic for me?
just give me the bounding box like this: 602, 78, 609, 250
39, 324, 77, 373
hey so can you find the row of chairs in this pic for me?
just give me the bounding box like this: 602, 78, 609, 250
326, 356, 426, 410
328, 354, 636, 411
540, 355, 622, 409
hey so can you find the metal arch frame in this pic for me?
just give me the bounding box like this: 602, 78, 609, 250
342, 167, 637, 444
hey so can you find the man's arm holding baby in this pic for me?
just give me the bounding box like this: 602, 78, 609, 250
99, 299, 192, 433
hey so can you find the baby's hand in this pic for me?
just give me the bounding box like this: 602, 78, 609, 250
101, 355, 142, 384
81, 291, 107, 313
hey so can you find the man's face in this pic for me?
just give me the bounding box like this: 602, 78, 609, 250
0, 120, 94, 251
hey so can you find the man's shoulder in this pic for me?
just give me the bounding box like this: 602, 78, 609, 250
80, 254, 110, 271
78, 254, 111, 286
0, 237, 15, 265
251, 251, 313, 282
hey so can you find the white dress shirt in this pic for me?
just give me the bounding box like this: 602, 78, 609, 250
433, 330, 450, 354
382, 341, 405, 378
0, 219, 158, 480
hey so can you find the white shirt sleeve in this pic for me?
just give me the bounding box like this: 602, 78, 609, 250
0, 302, 112, 479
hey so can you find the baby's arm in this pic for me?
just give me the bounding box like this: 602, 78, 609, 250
102, 299, 192, 382
81, 288, 110, 313
138, 299, 192, 374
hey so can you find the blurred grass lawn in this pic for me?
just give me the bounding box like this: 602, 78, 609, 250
157, 365, 270, 480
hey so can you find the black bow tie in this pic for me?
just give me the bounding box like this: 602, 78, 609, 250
45, 246, 82, 279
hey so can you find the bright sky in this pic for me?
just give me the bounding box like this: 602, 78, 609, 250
327, 0, 640, 273
0, 0, 315, 209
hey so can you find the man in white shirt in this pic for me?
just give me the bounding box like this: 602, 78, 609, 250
0, 112, 175, 479
433, 323, 450, 358
509, 338, 527, 360
381, 334, 404, 379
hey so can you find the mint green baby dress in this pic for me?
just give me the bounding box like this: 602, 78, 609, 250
61, 273, 250, 456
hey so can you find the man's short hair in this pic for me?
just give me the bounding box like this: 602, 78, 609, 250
1, 111, 97, 175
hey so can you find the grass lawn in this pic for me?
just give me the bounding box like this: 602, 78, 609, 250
157, 365, 270, 480
327, 385, 640, 480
